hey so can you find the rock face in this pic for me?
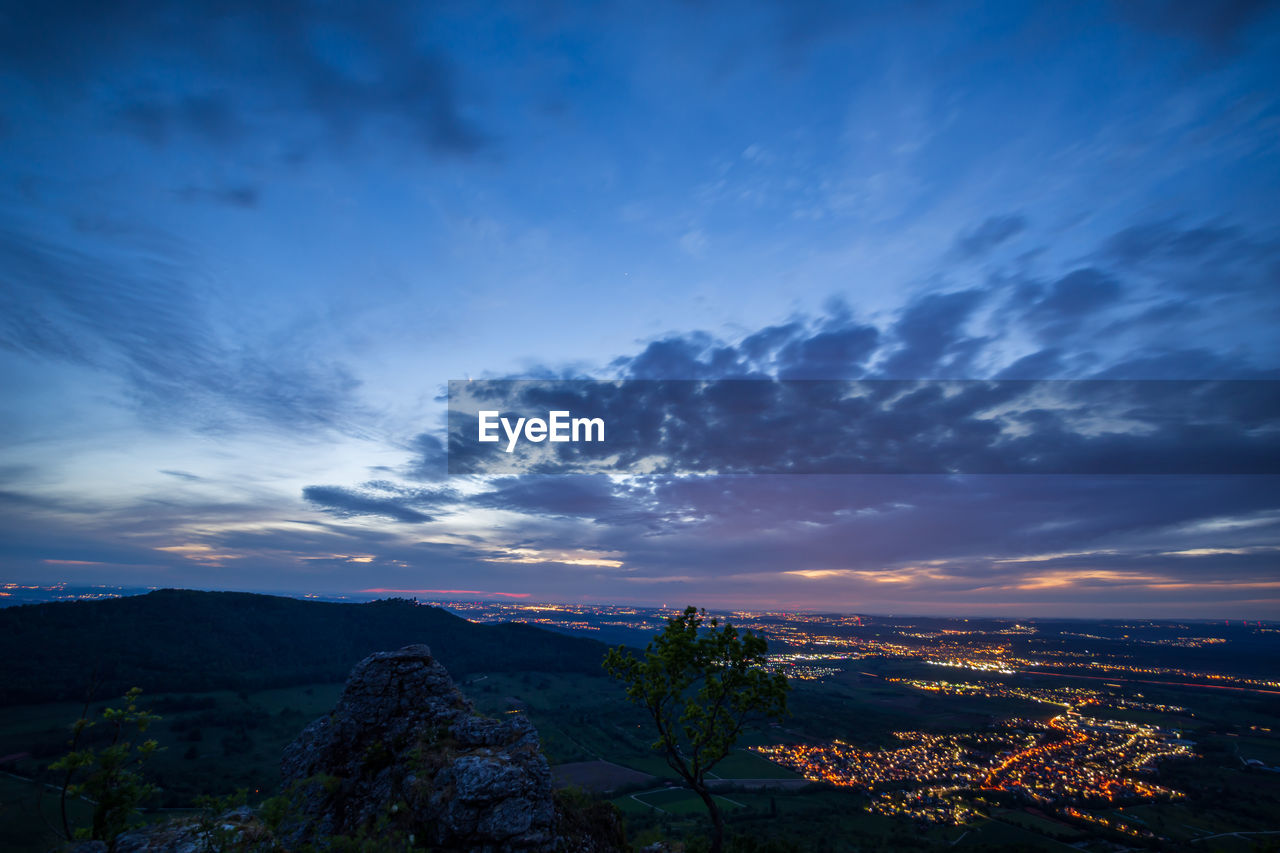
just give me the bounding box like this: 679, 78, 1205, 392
279, 644, 556, 851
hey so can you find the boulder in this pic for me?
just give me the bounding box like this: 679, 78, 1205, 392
278, 644, 556, 851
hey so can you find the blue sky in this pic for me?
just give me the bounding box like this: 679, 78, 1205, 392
1, 0, 1278, 616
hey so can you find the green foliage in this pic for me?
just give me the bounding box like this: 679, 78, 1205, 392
260, 780, 420, 853
49, 687, 162, 846
604, 606, 788, 853
256, 792, 294, 837
192, 787, 249, 852
553, 786, 628, 852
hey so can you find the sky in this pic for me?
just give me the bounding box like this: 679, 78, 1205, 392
1, 0, 1278, 618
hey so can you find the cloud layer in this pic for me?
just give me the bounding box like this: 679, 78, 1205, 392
2, 0, 1278, 616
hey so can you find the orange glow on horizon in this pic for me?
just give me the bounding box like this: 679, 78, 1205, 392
360, 588, 531, 598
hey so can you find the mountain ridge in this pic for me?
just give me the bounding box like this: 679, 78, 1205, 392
0, 588, 610, 706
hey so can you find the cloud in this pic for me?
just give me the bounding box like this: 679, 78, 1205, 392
373, 205, 1280, 613
995, 348, 1065, 380
409, 199, 1280, 611
775, 322, 880, 379
953, 214, 1027, 259
1102, 220, 1242, 268
448, 377, 1280, 476
880, 289, 987, 378
362, 588, 531, 598
302, 481, 457, 523
1013, 268, 1124, 342
471, 474, 629, 520
448, 473, 1280, 610
0, 0, 488, 158
402, 432, 450, 482
176, 184, 261, 209
1098, 220, 1278, 302
113, 93, 244, 148
1096, 348, 1279, 380
621, 312, 880, 381
1112, 0, 1278, 56
0, 228, 361, 432
624, 333, 734, 380
437, 205, 1279, 480
159, 470, 204, 482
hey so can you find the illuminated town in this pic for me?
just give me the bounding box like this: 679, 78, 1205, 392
413, 598, 1280, 692
2, 584, 1278, 847
755, 704, 1193, 829
416, 597, 1274, 841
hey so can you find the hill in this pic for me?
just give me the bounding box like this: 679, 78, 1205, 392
0, 589, 610, 706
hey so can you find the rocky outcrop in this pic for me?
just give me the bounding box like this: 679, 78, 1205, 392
69, 807, 265, 853
277, 644, 556, 851
68, 645, 627, 853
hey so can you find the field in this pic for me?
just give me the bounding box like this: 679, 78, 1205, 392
0, 771, 95, 851
552, 760, 655, 792
618, 787, 747, 816
707, 750, 800, 780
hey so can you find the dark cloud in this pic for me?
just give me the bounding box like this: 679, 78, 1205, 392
1014, 268, 1124, 342
774, 322, 880, 379
995, 348, 1065, 380
767, 0, 948, 69
0, 488, 83, 514
113, 93, 243, 148
1098, 220, 1278, 304
624, 334, 747, 380
435, 210, 1279, 481
1033, 268, 1122, 317
302, 481, 457, 523
0, 0, 488, 157
438, 473, 1280, 606
616, 303, 980, 385
1113, 0, 1277, 55
159, 470, 204, 482
953, 214, 1027, 259
176, 184, 261, 208
1103, 220, 1242, 267
1097, 348, 1280, 380
739, 322, 804, 362
403, 433, 449, 482
880, 289, 987, 378
471, 474, 629, 519
635, 474, 1279, 574
620, 321, 883, 381
1084, 221, 1280, 365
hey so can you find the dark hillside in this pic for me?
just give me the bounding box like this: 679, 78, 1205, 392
0, 589, 608, 706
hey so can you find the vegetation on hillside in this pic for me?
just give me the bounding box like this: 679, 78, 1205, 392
0, 590, 608, 706
51, 688, 160, 847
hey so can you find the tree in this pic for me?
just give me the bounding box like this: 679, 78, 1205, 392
50, 687, 161, 848
604, 606, 788, 853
